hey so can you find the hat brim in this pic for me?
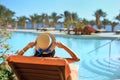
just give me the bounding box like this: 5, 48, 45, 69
45, 33, 56, 52
35, 33, 56, 52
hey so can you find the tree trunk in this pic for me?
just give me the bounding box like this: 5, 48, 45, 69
24, 22, 26, 29
67, 28, 70, 34
14, 22, 18, 29
112, 26, 114, 32
96, 16, 101, 29
33, 23, 36, 29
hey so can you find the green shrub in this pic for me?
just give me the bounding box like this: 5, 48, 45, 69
0, 29, 17, 80
0, 68, 14, 80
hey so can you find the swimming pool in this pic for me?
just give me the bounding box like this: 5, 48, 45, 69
8, 32, 120, 80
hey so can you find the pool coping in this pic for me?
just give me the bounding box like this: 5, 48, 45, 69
7, 29, 120, 39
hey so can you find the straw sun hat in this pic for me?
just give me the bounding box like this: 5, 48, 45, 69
35, 33, 56, 54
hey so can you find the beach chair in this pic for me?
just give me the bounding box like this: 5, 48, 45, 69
7, 56, 78, 80
116, 30, 120, 34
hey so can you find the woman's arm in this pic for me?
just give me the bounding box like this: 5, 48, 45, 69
56, 42, 80, 63
18, 42, 35, 55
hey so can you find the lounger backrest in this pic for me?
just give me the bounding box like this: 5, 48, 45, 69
7, 56, 71, 80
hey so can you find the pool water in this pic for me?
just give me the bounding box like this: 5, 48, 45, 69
7, 32, 120, 80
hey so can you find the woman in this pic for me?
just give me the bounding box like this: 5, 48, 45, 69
18, 32, 80, 63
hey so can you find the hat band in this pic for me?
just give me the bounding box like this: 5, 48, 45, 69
36, 41, 53, 56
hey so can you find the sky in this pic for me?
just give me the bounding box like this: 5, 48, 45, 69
0, 0, 120, 21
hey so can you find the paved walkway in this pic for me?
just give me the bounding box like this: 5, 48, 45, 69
92, 32, 120, 38
7, 29, 120, 38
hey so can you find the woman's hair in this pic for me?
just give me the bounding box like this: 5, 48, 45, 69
34, 50, 55, 57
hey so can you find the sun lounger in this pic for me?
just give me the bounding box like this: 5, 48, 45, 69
36, 28, 47, 31
7, 56, 78, 80
116, 30, 120, 34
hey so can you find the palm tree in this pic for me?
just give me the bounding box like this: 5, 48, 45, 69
50, 12, 62, 28
115, 14, 120, 23
4, 9, 15, 27
94, 9, 107, 29
10, 18, 18, 29
17, 16, 28, 29
29, 14, 41, 29
0, 5, 6, 25
82, 18, 89, 25
13, 20, 18, 29
45, 14, 50, 27
0, 5, 15, 28
88, 20, 96, 26
64, 11, 71, 22
41, 13, 46, 28
102, 18, 111, 29
63, 11, 73, 34
71, 12, 79, 22
6, 18, 17, 29
111, 22, 118, 32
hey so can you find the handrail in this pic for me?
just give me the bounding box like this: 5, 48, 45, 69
87, 37, 120, 54
86, 37, 120, 70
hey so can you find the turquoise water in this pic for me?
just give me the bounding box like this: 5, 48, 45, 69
6, 32, 120, 80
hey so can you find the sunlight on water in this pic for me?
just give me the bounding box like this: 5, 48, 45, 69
6, 32, 120, 80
